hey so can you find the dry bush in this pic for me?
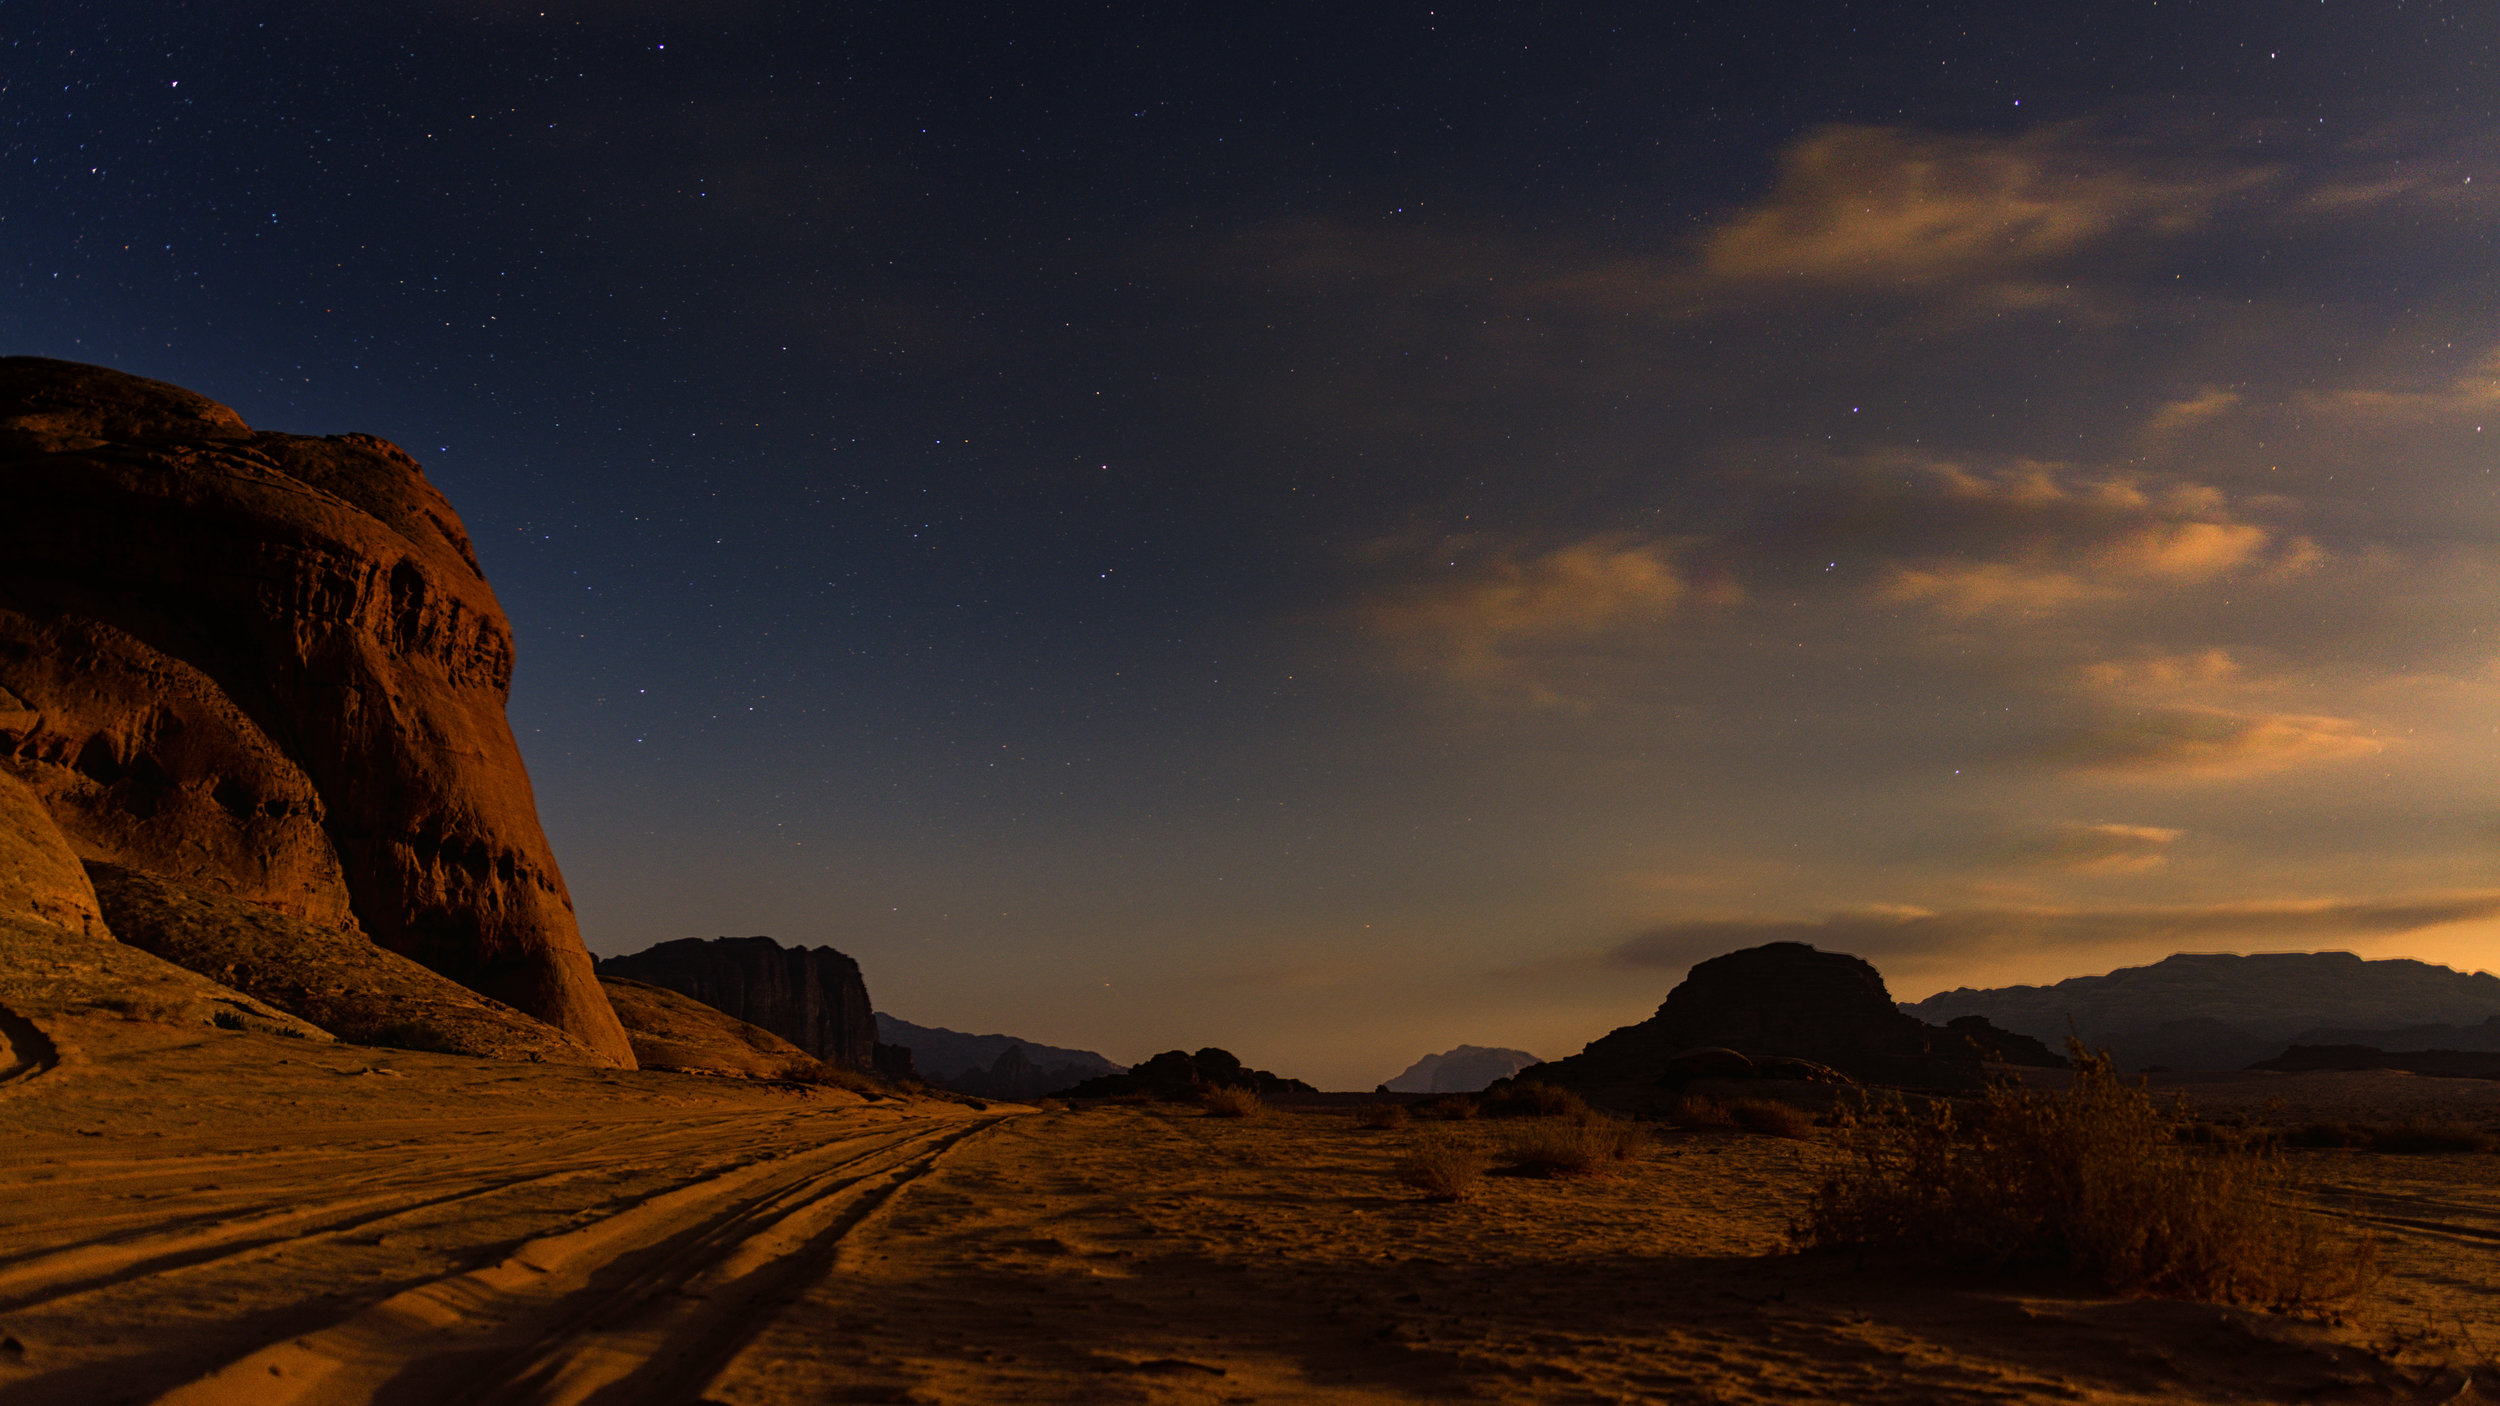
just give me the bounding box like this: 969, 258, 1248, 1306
1105, 1091, 1155, 1106
99, 993, 190, 1024
1395, 1132, 1491, 1202
2368, 1119, 2498, 1154
1500, 1115, 1649, 1178
1671, 1094, 1735, 1129
1199, 1084, 1265, 1119
1797, 1048, 2380, 1312
1419, 1095, 1482, 1121
1356, 1102, 1411, 1130
1482, 1080, 1590, 1120
365, 1019, 455, 1053
1728, 1097, 1817, 1139
1031, 1097, 1069, 1112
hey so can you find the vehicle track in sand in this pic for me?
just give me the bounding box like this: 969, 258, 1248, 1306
139, 1114, 1001, 1406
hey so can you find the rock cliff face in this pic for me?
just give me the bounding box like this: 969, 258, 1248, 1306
597, 975, 863, 1085
0, 357, 631, 1065
1528, 942, 1984, 1092
871, 1012, 1122, 1090
598, 937, 879, 1070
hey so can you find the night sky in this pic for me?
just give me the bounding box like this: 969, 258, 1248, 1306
10, 1, 2500, 1087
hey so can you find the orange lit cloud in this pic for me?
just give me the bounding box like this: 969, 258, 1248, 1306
1698, 124, 2270, 295
1358, 536, 1730, 683
2007, 821, 2185, 874
1610, 893, 2500, 970
2044, 706, 2381, 778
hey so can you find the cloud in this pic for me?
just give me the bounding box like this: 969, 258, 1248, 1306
2144, 388, 2243, 435
1861, 462, 2319, 619
1609, 893, 2500, 971
2006, 821, 2185, 874
2042, 706, 2382, 778
1698, 124, 2272, 296
1357, 535, 1732, 685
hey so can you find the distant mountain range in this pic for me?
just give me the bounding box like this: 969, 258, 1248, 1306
1901, 952, 2500, 1070
1382, 1045, 1541, 1093
872, 1013, 1124, 1098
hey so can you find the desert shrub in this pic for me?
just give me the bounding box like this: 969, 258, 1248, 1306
99, 993, 189, 1024
1500, 1115, 1649, 1178
364, 1019, 454, 1053
1727, 1098, 1816, 1139
210, 1010, 247, 1031
1031, 1097, 1069, 1112
2368, 1119, 2498, 1155
1105, 1091, 1155, 1106
1481, 1080, 1590, 1120
1419, 1095, 1481, 1121
1199, 1085, 1264, 1119
1797, 1048, 2379, 1311
1356, 1102, 1411, 1130
1395, 1132, 1491, 1202
1671, 1094, 1735, 1129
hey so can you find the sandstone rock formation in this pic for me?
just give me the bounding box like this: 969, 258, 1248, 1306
1383, 1045, 1542, 1094
1901, 951, 2500, 1071
597, 975, 865, 1085
0, 357, 631, 1065
1056, 1047, 1315, 1100
871, 1012, 1122, 1094
599, 937, 882, 1070
89, 861, 601, 1064
1525, 942, 1985, 1093
0, 769, 323, 1042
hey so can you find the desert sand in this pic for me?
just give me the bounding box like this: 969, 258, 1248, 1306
3, 1014, 2497, 1405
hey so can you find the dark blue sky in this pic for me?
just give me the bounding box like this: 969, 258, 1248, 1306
10, 1, 2499, 1086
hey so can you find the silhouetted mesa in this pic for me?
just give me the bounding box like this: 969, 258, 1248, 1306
1056, 1047, 1313, 1099
1902, 952, 2500, 1071
1383, 1045, 1542, 1093
598, 936, 881, 1071
2250, 1044, 2500, 1080
872, 1012, 1120, 1097
0, 357, 632, 1064
1522, 942, 1988, 1094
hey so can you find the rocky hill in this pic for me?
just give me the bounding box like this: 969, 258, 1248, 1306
1901, 952, 2500, 1070
1382, 1045, 1541, 1094
872, 1012, 1122, 1096
1522, 943, 1995, 1098
1057, 1047, 1314, 1099
599, 936, 899, 1072
0, 357, 631, 1064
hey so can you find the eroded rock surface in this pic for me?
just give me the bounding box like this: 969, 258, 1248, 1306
89, 862, 599, 1064
0, 357, 630, 1064
0, 768, 104, 939
599, 937, 878, 1070
598, 975, 858, 1084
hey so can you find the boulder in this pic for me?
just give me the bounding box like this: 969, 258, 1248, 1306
1527, 942, 1984, 1092
598, 936, 878, 1070
88, 861, 601, 1063
0, 357, 630, 1065
0, 768, 105, 938
597, 975, 861, 1085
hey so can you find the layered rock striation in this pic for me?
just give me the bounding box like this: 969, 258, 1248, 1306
0, 357, 631, 1064
599, 936, 886, 1071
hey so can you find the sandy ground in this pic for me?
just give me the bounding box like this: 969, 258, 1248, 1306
2, 1022, 2497, 1406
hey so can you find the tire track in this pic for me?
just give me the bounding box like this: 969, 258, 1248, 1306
142, 1114, 1002, 1406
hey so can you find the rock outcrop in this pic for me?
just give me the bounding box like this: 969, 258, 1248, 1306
0, 770, 323, 1041
0, 357, 630, 1065
1901, 952, 2500, 1071
1056, 1047, 1315, 1100
599, 937, 881, 1070
872, 1012, 1122, 1093
89, 861, 601, 1063
1526, 943, 1985, 1093
1382, 1045, 1542, 1094
597, 975, 867, 1085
